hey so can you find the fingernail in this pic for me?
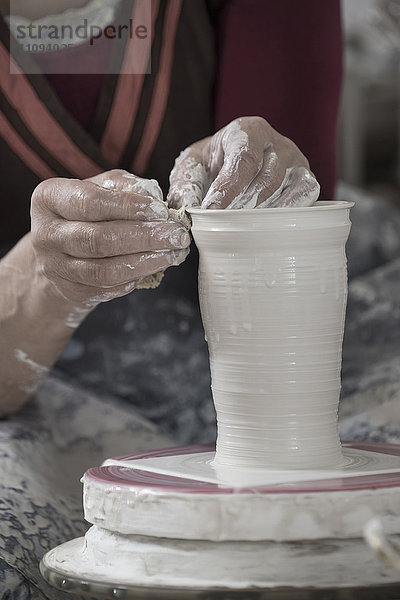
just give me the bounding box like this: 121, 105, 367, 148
178, 230, 191, 248
170, 227, 191, 248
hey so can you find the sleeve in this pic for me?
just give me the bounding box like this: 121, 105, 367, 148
214, 0, 343, 199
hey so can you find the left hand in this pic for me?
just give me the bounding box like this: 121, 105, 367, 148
168, 116, 320, 210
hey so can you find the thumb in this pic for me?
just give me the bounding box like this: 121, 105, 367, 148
167, 147, 210, 209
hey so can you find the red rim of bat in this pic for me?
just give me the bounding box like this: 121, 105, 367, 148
84, 441, 400, 494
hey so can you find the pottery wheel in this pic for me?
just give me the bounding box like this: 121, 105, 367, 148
41, 441, 400, 597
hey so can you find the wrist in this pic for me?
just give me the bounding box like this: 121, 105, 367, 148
32, 265, 95, 332
4, 233, 94, 334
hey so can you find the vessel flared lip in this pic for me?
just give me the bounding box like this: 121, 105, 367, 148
187, 200, 355, 215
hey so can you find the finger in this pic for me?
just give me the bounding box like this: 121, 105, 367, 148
258, 167, 320, 208
51, 278, 141, 307
202, 119, 265, 209
32, 177, 169, 223
87, 169, 163, 200
87, 169, 168, 221
45, 248, 190, 288
167, 145, 210, 209
34, 219, 191, 258
227, 147, 287, 209
240, 137, 311, 208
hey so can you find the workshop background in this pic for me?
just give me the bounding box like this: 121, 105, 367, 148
339, 0, 400, 197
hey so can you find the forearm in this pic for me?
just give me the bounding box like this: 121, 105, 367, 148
0, 233, 90, 416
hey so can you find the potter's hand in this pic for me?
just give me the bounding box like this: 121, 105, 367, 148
31, 170, 190, 307
168, 116, 320, 210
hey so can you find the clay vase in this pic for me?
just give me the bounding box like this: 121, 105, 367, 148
188, 202, 354, 471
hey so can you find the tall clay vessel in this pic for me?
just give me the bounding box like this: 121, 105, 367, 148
189, 202, 354, 470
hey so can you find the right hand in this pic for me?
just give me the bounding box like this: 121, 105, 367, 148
31, 170, 190, 309
168, 117, 319, 210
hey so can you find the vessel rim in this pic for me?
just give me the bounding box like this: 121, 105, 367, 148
187, 201, 354, 215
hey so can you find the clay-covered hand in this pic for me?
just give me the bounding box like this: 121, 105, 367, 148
168, 116, 320, 210
31, 169, 190, 307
